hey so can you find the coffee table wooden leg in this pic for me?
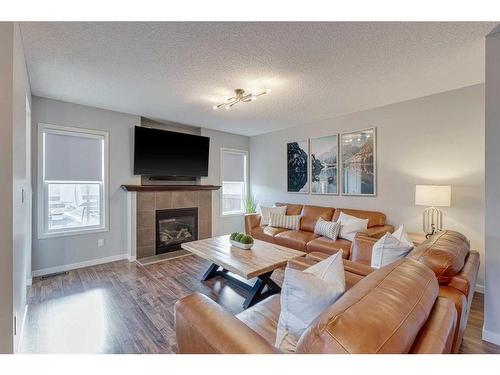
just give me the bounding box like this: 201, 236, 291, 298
201, 263, 220, 281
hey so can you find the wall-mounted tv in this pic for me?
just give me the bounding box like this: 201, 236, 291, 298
133, 126, 210, 177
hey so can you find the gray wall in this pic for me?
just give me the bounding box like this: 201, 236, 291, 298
141, 119, 251, 236
0, 22, 32, 354
31, 98, 250, 273
201, 128, 250, 236
0, 22, 15, 354
485, 30, 500, 345
12, 23, 32, 353
250, 84, 485, 287
32, 97, 141, 273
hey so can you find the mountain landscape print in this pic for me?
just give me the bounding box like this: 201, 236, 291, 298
310, 134, 338, 194
287, 140, 309, 193
341, 128, 376, 196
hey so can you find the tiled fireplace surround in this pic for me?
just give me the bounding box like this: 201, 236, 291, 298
136, 190, 212, 258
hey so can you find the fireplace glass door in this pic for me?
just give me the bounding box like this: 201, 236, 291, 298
155, 208, 198, 254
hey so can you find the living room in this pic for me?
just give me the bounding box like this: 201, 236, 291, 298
1, 1, 500, 373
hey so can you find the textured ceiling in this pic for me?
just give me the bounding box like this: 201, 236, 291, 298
20, 22, 497, 136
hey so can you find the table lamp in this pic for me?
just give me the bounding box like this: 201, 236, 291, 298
415, 185, 451, 238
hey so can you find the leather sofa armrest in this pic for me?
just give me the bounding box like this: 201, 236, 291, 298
304, 252, 374, 277
245, 213, 262, 234
361, 224, 395, 239
349, 234, 378, 265
287, 256, 316, 271
448, 250, 480, 297
410, 297, 457, 354
175, 293, 279, 354
343, 259, 374, 277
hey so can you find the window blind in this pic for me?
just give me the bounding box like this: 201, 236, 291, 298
44, 131, 104, 181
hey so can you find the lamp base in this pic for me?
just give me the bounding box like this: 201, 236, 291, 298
422, 207, 442, 238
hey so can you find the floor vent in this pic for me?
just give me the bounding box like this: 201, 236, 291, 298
41, 271, 68, 280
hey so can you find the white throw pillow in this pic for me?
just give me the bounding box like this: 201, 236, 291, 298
269, 212, 301, 230
392, 224, 413, 245
371, 225, 414, 269
338, 212, 369, 241
275, 251, 346, 353
314, 217, 341, 241
259, 205, 287, 226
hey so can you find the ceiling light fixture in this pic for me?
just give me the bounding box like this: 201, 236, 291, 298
212, 88, 271, 110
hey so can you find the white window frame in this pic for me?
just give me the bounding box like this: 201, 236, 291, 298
220, 148, 248, 217
37, 123, 109, 239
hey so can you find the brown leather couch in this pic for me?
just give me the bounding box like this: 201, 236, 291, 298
290, 230, 479, 353
175, 258, 457, 354
245, 203, 394, 259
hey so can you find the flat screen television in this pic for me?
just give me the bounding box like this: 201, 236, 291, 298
134, 126, 210, 177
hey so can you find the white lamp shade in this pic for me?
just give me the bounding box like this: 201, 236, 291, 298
415, 185, 451, 207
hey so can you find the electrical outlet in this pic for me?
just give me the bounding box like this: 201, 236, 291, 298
98, 239, 105, 247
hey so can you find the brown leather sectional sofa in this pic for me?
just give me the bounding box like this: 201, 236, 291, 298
245, 203, 394, 259
175, 258, 457, 353
175, 201, 478, 354
289, 230, 479, 353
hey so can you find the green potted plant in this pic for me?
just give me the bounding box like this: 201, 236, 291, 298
229, 232, 254, 250
245, 194, 257, 214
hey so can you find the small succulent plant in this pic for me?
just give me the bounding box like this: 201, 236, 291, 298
240, 235, 254, 244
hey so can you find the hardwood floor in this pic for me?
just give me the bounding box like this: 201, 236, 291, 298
20, 255, 500, 354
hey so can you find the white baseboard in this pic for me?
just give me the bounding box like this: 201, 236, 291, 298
483, 328, 500, 346
476, 284, 485, 294
16, 304, 29, 353
26, 278, 32, 286
32, 254, 128, 277
128, 255, 136, 262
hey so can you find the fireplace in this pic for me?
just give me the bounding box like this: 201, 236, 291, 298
155, 208, 198, 254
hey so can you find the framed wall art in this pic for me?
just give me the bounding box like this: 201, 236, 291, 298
287, 140, 309, 193
310, 134, 339, 195
340, 128, 376, 196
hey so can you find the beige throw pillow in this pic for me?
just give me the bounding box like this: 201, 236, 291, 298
259, 205, 287, 226
338, 212, 369, 241
275, 251, 346, 353
371, 225, 414, 268
268, 212, 301, 230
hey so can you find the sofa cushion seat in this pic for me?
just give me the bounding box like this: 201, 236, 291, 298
236, 294, 280, 346
306, 237, 351, 258
251, 226, 288, 242
299, 205, 335, 232
274, 230, 320, 251
275, 202, 303, 215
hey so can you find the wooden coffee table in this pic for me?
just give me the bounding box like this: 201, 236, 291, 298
181, 235, 306, 308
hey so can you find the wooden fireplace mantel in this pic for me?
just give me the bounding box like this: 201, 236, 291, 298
120, 184, 221, 192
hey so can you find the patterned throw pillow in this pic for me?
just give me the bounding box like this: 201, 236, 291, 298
269, 212, 301, 230
314, 217, 341, 241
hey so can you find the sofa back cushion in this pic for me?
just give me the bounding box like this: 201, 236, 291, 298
408, 230, 470, 284
275, 202, 303, 215
299, 205, 335, 232
332, 208, 386, 228
296, 258, 439, 354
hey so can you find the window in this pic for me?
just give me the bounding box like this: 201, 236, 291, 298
38, 123, 108, 238
221, 148, 248, 216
